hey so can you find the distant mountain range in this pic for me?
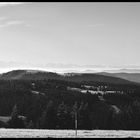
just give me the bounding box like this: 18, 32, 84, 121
103, 68, 140, 73
0, 61, 140, 74
97, 72, 140, 84
0, 69, 137, 85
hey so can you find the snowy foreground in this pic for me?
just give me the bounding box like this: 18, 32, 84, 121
0, 129, 140, 138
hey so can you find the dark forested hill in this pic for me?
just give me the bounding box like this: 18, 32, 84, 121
0, 70, 136, 85
0, 70, 61, 80
98, 72, 140, 84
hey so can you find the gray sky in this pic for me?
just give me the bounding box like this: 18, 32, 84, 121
0, 2, 140, 68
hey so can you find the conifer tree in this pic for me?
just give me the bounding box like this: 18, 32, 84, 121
8, 104, 25, 128
39, 100, 56, 129
56, 101, 71, 129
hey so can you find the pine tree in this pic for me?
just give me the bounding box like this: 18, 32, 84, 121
81, 102, 92, 130
27, 120, 34, 129
11, 104, 18, 119
131, 99, 140, 129
8, 104, 25, 128
77, 101, 84, 129
70, 101, 78, 130
56, 101, 71, 129
39, 100, 56, 129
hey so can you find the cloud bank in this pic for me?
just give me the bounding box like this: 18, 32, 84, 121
0, 2, 24, 7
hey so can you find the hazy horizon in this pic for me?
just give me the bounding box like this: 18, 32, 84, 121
0, 60, 140, 74
0, 2, 140, 72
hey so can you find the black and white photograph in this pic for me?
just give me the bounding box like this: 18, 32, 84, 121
0, 1, 140, 138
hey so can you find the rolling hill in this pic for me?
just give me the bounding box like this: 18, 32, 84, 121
98, 72, 140, 84
0, 69, 137, 85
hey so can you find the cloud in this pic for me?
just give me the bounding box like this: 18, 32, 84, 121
0, 17, 7, 21
0, 2, 24, 7
0, 15, 31, 28
88, 23, 104, 27
0, 20, 30, 28
70, 23, 104, 29
6, 20, 24, 25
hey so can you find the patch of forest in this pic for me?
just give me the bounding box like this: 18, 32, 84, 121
0, 79, 140, 130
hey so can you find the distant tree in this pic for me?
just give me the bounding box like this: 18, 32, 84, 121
11, 104, 18, 119
70, 101, 78, 130
77, 102, 91, 129
131, 99, 140, 129
77, 101, 84, 129
0, 121, 8, 128
39, 100, 56, 129
27, 120, 34, 129
56, 101, 72, 129
8, 104, 25, 128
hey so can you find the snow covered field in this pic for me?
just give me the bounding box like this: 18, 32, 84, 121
0, 129, 140, 138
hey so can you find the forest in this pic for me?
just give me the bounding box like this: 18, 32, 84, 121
0, 78, 140, 130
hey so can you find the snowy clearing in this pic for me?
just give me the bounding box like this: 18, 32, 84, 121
0, 129, 140, 138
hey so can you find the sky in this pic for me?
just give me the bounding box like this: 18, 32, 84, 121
0, 2, 140, 72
